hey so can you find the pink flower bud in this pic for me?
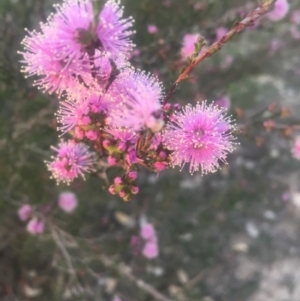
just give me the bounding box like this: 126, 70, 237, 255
131, 185, 139, 195
119, 190, 126, 198
127, 171, 137, 181
78, 116, 91, 126
86, 130, 97, 141
158, 151, 167, 160
108, 155, 117, 166
163, 103, 171, 111
173, 103, 181, 111
103, 139, 111, 149
154, 161, 168, 171
108, 185, 116, 195
18, 204, 32, 221
114, 176, 123, 185
74, 127, 84, 140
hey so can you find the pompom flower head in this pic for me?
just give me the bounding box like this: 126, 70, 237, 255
18, 204, 32, 221
162, 101, 236, 175
58, 191, 78, 213
46, 140, 95, 184
27, 218, 44, 235
108, 70, 164, 132
19, 0, 135, 95
267, 0, 289, 22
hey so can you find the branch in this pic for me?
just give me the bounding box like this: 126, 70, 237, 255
99, 255, 175, 301
163, 0, 276, 105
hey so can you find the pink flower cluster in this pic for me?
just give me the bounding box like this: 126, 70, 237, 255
17, 191, 78, 235
140, 223, 159, 259
20, 0, 237, 200
18, 204, 44, 235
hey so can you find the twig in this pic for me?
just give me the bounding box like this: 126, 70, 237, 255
50, 224, 79, 283
99, 255, 175, 301
163, 0, 276, 105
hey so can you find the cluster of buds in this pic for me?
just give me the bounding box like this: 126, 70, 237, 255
109, 172, 139, 201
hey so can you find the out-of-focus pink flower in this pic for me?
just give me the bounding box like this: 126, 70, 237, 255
181, 33, 206, 58
141, 223, 156, 240
215, 27, 227, 41
58, 191, 78, 213
142, 241, 159, 259
267, 0, 289, 22
291, 10, 300, 24
112, 297, 122, 301
292, 136, 300, 160
27, 218, 44, 235
214, 96, 231, 110
18, 204, 32, 221
147, 24, 157, 34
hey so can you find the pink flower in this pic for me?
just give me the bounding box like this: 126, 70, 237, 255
142, 241, 159, 259
97, 0, 135, 56
19, 0, 135, 96
162, 101, 236, 174
292, 136, 300, 160
215, 27, 227, 41
18, 205, 32, 221
57, 98, 91, 135
181, 33, 206, 58
58, 191, 78, 213
105, 126, 138, 145
267, 0, 289, 22
140, 223, 156, 241
27, 218, 44, 235
147, 24, 157, 34
291, 10, 300, 24
46, 140, 95, 184
108, 70, 164, 132
112, 297, 122, 301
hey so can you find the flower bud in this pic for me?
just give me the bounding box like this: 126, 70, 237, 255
127, 171, 137, 181
114, 176, 123, 185
131, 185, 139, 195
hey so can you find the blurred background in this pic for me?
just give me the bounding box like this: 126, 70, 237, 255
1, 0, 300, 300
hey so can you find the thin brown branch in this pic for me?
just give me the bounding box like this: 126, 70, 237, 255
163, 0, 276, 104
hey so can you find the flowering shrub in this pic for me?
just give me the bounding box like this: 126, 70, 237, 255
20, 0, 238, 202
3, 0, 300, 300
